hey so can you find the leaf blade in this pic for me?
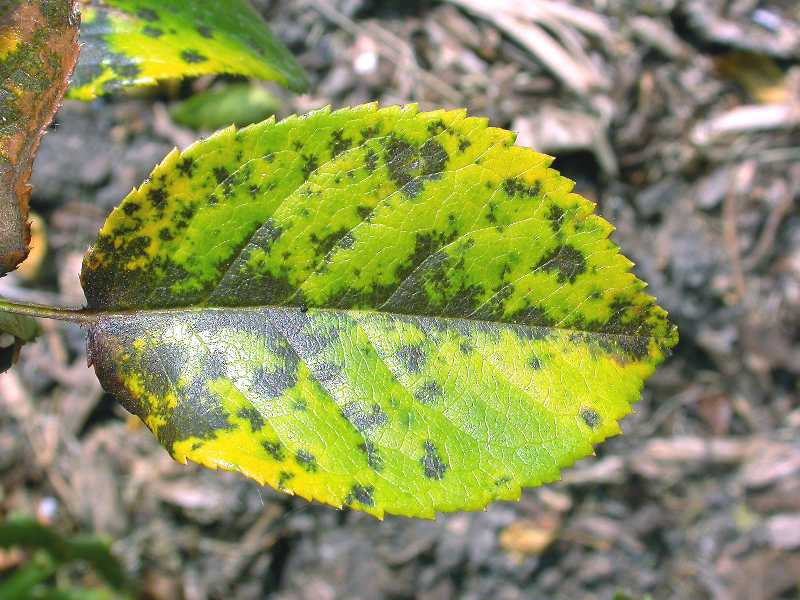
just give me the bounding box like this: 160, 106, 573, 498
0, 0, 80, 275
83, 105, 678, 518
69, 0, 308, 100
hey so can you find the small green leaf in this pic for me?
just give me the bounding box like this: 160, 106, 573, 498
0, 0, 80, 275
0, 517, 128, 592
170, 83, 281, 131
68, 0, 308, 100
82, 104, 678, 518
0, 312, 41, 374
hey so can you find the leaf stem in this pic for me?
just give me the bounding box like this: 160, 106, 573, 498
0, 297, 97, 325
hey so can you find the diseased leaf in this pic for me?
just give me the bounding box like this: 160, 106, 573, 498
170, 83, 281, 131
0, 312, 41, 374
82, 104, 678, 518
0, 0, 80, 275
69, 0, 308, 100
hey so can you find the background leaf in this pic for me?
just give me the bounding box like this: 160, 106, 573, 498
69, 0, 308, 100
169, 82, 281, 130
0, 312, 41, 374
82, 104, 678, 518
0, 517, 130, 598
0, 0, 80, 275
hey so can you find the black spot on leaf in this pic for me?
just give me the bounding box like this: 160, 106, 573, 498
295, 449, 318, 472
302, 154, 319, 180
177, 157, 195, 177
329, 129, 352, 158
277, 471, 294, 489
181, 49, 208, 64
414, 381, 443, 405
580, 408, 600, 428
238, 407, 265, 431
342, 403, 388, 433
395, 344, 426, 373
358, 442, 384, 471
264, 440, 285, 461
421, 440, 447, 480
196, 25, 213, 38
148, 187, 167, 210
365, 148, 378, 173
142, 26, 163, 38
347, 484, 375, 507
503, 178, 542, 198
547, 205, 565, 232
137, 8, 159, 21
534, 244, 587, 284
123, 202, 140, 215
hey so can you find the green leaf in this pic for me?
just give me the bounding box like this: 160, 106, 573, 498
170, 83, 281, 131
0, 0, 80, 275
81, 104, 678, 518
0, 517, 128, 592
69, 0, 308, 100
0, 311, 42, 373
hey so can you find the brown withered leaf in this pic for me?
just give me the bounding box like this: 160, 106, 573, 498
0, 0, 80, 276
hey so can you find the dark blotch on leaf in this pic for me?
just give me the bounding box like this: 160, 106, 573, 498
137, 8, 159, 21
142, 26, 163, 38
347, 484, 375, 507
342, 403, 388, 433
534, 244, 587, 284
177, 157, 195, 177
196, 25, 213, 38
503, 177, 541, 198
148, 187, 167, 210
263, 440, 286, 461
580, 408, 601, 428
238, 407, 265, 431
365, 148, 378, 173
277, 471, 294, 489
358, 442, 384, 472
414, 381, 443, 405
213, 166, 230, 184
383, 136, 448, 198
395, 344, 426, 373
302, 154, 319, 180
295, 449, 318, 472
547, 205, 565, 232
181, 49, 208, 64
329, 129, 352, 158
123, 202, 140, 216
421, 440, 447, 480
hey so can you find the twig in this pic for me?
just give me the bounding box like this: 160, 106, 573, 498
743, 185, 796, 270
446, 0, 607, 96
722, 162, 755, 301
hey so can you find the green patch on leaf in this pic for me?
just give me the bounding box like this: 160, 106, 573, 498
81, 104, 678, 519
69, 0, 308, 100
0, 0, 80, 275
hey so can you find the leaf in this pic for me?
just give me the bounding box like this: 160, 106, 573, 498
81, 104, 678, 518
0, 0, 80, 276
0, 517, 129, 593
0, 312, 42, 374
169, 82, 281, 131
68, 0, 308, 100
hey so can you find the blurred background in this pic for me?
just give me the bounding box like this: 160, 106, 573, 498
1, 0, 799, 598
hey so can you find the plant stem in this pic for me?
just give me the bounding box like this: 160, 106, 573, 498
0, 297, 97, 325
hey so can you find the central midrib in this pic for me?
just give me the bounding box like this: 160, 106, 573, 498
85, 302, 664, 342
